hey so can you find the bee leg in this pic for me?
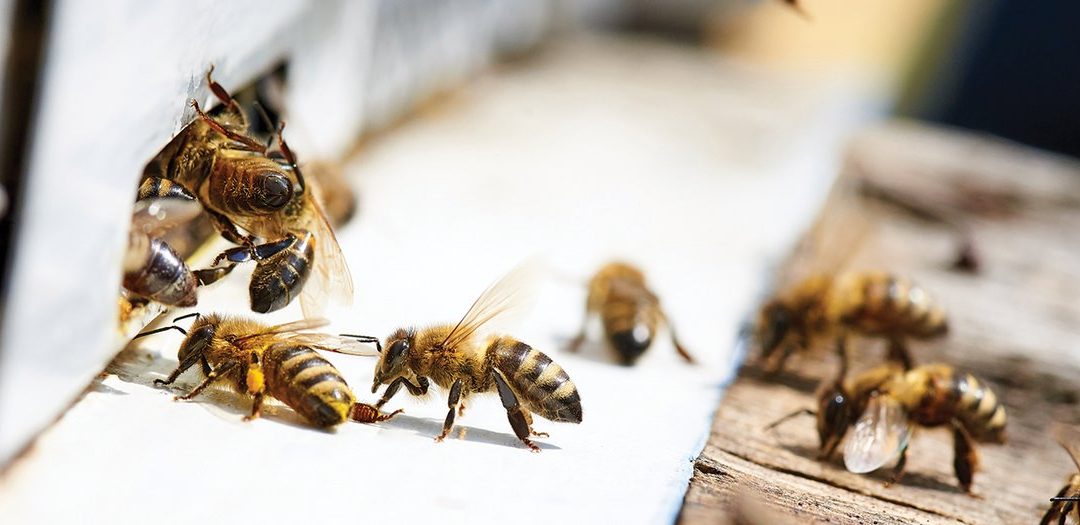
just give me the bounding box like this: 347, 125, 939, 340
350, 403, 403, 423
834, 333, 849, 378
435, 380, 464, 443
951, 421, 979, 495
176, 361, 237, 401
493, 370, 541, 452
884, 446, 908, 487
458, 403, 467, 417
154, 335, 210, 387
566, 331, 586, 353
244, 393, 264, 422
190, 99, 265, 154
205, 208, 256, 246
193, 266, 235, 287
670, 328, 696, 364
200, 356, 212, 377
204, 65, 240, 114
523, 412, 549, 437
886, 336, 914, 370
764, 341, 796, 375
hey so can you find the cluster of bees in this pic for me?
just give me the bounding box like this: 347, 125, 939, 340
120, 70, 694, 452
754, 266, 1080, 521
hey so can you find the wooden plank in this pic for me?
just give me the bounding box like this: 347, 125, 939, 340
681, 122, 1080, 524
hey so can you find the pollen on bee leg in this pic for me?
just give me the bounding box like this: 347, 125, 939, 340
246, 368, 265, 393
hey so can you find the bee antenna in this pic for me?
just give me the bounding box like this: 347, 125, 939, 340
340, 334, 382, 353
173, 312, 201, 323
274, 121, 305, 194
133, 325, 188, 340
764, 408, 816, 432
252, 101, 275, 136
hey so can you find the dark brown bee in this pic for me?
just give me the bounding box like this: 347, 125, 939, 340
358, 264, 583, 452
144, 68, 352, 316
568, 262, 694, 365
137, 314, 396, 427
1042, 425, 1080, 524
123, 198, 204, 306
757, 271, 948, 375
769, 363, 1006, 493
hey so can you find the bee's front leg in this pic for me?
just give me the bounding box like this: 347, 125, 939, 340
435, 380, 464, 443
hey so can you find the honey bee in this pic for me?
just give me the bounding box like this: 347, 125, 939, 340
135, 314, 397, 427
568, 262, 694, 365
123, 197, 204, 306
756, 271, 948, 375
1042, 425, 1080, 524
769, 363, 1006, 493
144, 67, 352, 317
359, 264, 583, 452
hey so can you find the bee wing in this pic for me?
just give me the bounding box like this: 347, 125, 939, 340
130, 197, 203, 235
282, 333, 380, 357
843, 394, 912, 474
782, 180, 874, 288
232, 318, 331, 345
439, 260, 542, 351
299, 179, 354, 319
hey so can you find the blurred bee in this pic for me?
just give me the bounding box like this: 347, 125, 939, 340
123, 197, 203, 307
1042, 425, 1080, 525
358, 264, 583, 452
757, 271, 948, 375
768, 363, 1006, 493
144, 67, 352, 317
136, 314, 396, 427
568, 262, 694, 365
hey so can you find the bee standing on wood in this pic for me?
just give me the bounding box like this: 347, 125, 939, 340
1042, 425, 1080, 524
756, 271, 948, 375
769, 362, 1006, 493
143, 67, 352, 317
136, 314, 396, 427
568, 262, 694, 365
356, 264, 583, 452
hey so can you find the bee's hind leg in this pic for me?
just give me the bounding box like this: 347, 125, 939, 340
884, 446, 908, 487
493, 371, 541, 452
522, 411, 548, 437
951, 421, 980, 495
886, 336, 914, 370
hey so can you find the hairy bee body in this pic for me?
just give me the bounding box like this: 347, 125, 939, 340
802, 363, 1005, 493
759, 271, 948, 374
153, 315, 386, 428
572, 261, 694, 365
261, 344, 355, 427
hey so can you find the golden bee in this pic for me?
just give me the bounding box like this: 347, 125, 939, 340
568, 262, 694, 365
769, 363, 1006, 493
136, 314, 396, 427
1042, 425, 1080, 524
359, 264, 583, 452
143, 67, 352, 317
756, 271, 948, 375
123, 197, 203, 307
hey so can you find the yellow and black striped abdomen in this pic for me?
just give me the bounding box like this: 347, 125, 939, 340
263, 344, 355, 427
492, 338, 582, 424
834, 272, 948, 339
949, 372, 1007, 443
250, 231, 315, 313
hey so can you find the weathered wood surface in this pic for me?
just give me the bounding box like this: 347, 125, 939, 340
680, 122, 1080, 524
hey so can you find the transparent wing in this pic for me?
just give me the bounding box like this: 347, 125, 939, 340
282, 333, 379, 357
233, 318, 330, 345
130, 197, 203, 235
781, 179, 874, 289
843, 394, 911, 474
299, 176, 354, 319
439, 260, 542, 351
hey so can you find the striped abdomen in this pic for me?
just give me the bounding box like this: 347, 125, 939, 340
249, 231, 314, 313
263, 344, 355, 427
137, 177, 196, 202
492, 338, 582, 424
122, 236, 197, 306
833, 272, 948, 339
909, 366, 1007, 443
205, 157, 293, 216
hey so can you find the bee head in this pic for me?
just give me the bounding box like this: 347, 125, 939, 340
757, 301, 794, 360
251, 168, 295, 212
815, 379, 854, 457
177, 316, 218, 363
372, 328, 414, 393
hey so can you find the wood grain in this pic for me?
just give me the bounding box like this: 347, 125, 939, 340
681, 122, 1080, 524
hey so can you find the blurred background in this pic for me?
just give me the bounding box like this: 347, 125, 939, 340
0, 0, 1076, 522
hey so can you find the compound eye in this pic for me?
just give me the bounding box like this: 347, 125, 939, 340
387, 339, 409, 364
259, 173, 292, 209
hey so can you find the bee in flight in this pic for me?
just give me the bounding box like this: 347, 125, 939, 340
143, 67, 352, 317
756, 271, 948, 375
352, 263, 583, 452
768, 362, 1006, 494
135, 314, 397, 427
1042, 425, 1080, 524
568, 261, 694, 365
